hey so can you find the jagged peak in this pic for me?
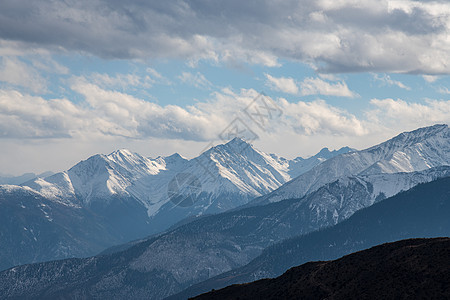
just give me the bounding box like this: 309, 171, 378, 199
300, 146, 354, 161
316, 147, 331, 156
106, 149, 153, 166
167, 152, 182, 158
223, 137, 255, 151
200, 137, 257, 157
155, 152, 187, 162
227, 136, 250, 145
337, 146, 355, 153
107, 148, 136, 158
160, 153, 188, 165
67, 153, 111, 176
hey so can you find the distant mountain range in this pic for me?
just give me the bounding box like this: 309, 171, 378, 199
0, 125, 449, 299
175, 176, 450, 298
0, 138, 351, 270
0, 171, 53, 185
192, 238, 450, 300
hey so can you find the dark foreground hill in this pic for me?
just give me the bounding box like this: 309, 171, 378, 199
173, 176, 450, 299
194, 238, 450, 300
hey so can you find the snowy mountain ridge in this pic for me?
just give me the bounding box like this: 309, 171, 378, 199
303, 166, 450, 227
22, 138, 351, 230
253, 124, 450, 205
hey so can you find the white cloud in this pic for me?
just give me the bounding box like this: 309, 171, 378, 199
70, 78, 220, 140
178, 71, 212, 89
0, 81, 365, 142
0, 90, 89, 138
0, 57, 47, 93
368, 98, 450, 129
438, 87, 450, 94
422, 75, 439, 83
300, 77, 357, 97
318, 74, 340, 81
278, 98, 366, 135
373, 74, 411, 90
146, 68, 163, 80
265, 74, 299, 94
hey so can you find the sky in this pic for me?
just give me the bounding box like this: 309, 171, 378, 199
0, 0, 449, 175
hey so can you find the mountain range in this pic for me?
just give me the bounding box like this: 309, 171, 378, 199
0, 138, 351, 271
0, 124, 449, 299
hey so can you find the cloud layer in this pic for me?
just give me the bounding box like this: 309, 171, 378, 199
1, 0, 449, 73
1, 79, 448, 143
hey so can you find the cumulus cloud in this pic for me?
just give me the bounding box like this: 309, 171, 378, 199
0, 90, 88, 138
367, 98, 450, 130
278, 98, 366, 135
0, 0, 449, 73
373, 74, 411, 90
0, 57, 47, 93
0, 81, 366, 142
300, 77, 357, 97
0, 81, 252, 141
265, 74, 299, 94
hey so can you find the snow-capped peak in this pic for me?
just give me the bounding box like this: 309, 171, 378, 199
108, 148, 134, 157
205, 137, 255, 156
365, 124, 448, 157
225, 136, 252, 148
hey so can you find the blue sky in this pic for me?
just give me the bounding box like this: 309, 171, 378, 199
0, 0, 449, 175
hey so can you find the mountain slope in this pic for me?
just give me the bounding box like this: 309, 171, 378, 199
0, 185, 121, 271
252, 124, 450, 205
193, 238, 450, 300
175, 176, 450, 298
1, 171, 449, 299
